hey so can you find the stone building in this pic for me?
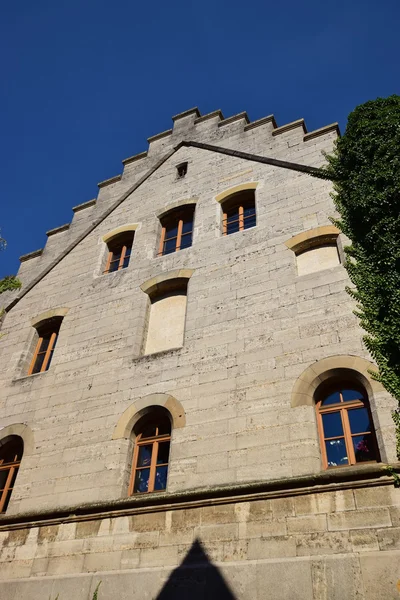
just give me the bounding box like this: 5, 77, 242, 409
0, 107, 399, 599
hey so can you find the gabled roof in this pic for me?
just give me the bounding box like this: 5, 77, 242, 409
3, 141, 330, 314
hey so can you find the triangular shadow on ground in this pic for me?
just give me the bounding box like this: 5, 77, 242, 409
156, 538, 236, 600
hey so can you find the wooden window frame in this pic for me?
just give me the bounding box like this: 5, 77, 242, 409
158, 208, 194, 257
0, 445, 22, 513
28, 320, 61, 376
129, 425, 171, 495
104, 233, 134, 274
222, 193, 256, 236
316, 385, 379, 470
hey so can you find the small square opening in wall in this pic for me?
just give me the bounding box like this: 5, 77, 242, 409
176, 162, 188, 179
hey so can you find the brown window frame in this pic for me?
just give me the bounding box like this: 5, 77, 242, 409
157, 207, 194, 257
0, 439, 23, 513
222, 191, 256, 236
104, 233, 134, 274
28, 318, 62, 376
129, 422, 171, 495
316, 384, 379, 470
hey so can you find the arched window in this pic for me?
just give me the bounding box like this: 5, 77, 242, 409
316, 382, 379, 469
158, 206, 195, 256
129, 410, 171, 494
28, 316, 63, 375
104, 231, 134, 274
221, 190, 256, 235
0, 436, 23, 513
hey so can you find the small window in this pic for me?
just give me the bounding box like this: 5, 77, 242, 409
158, 206, 195, 256
0, 436, 23, 513
129, 411, 171, 494
316, 382, 379, 469
176, 162, 188, 179
28, 317, 62, 375
104, 232, 134, 274
221, 190, 256, 235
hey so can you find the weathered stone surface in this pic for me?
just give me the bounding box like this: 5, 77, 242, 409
0, 107, 398, 598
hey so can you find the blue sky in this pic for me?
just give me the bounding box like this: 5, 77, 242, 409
1, 0, 399, 278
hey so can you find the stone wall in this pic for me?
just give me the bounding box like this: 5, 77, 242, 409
0, 108, 399, 598
0, 474, 399, 599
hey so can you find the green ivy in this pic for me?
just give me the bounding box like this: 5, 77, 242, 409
324, 95, 400, 458
49, 583, 101, 600
0, 275, 21, 294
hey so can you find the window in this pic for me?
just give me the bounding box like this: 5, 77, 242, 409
28, 317, 62, 375
143, 278, 188, 355
104, 232, 134, 274
316, 382, 379, 469
129, 411, 171, 494
0, 436, 23, 513
176, 162, 188, 179
221, 190, 256, 235
158, 206, 195, 256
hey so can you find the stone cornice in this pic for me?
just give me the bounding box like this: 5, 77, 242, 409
19, 249, 43, 262
0, 463, 397, 531
172, 107, 200, 121
147, 129, 173, 143
304, 122, 340, 141
272, 118, 307, 136
244, 115, 277, 132
97, 174, 122, 188
122, 151, 148, 166
46, 223, 70, 237
194, 110, 224, 124
218, 112, 250, 128
72, 199, 96, 213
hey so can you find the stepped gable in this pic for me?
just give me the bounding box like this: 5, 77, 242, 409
4, 108, 339, 314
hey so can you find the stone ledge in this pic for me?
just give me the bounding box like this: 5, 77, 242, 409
194, 110, 224, 125
72, 199, 96, 213
97, 174, 122, 189
46, 223, 70, 237
132, 346, 183, 364
11, 371, 47, 384
122, 151, 148, 166
147, 129, 173, 144
244, 115, 278, 132
172, 107, 200, 121
272, 119, 307, 136
1, 463, 398, 531
19, 249, 43, 262
304, 123, 340, 141
218, 112, 250, 128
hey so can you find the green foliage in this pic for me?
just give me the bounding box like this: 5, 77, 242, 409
49, 582, 101, 600
92, 582, 101, 600
383, 465, 400, 488
324, 95, 400, 458
0, 275, 21, 294
0, 229, 6, 252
